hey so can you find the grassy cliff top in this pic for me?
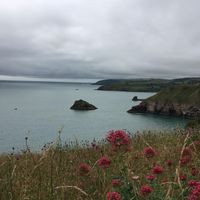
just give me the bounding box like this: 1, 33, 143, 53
94, 77, 200, 92
147, 84, 200, 105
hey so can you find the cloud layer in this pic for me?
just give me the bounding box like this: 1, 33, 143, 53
0, 0, 200, 79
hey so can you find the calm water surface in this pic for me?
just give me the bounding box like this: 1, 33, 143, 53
0, 81, 188, 152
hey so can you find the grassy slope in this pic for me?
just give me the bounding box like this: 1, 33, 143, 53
95, 78, 200, 92
147, 84, 200, 106
0, 129, 200, 199
97, 79, 170, 92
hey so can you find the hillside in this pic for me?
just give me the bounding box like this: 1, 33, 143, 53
95, 77, 200, 92
128, 84, 200, 118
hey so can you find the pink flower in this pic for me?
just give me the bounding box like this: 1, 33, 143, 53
180, 174, 187, 181
107, 130, 131, 147
140, 185, 153, 196
98, 156, 111, 168
143, 147, 156, 158
152, 165, 164, 174
107, 192, 122, 200
112, 179, 122, 187
79, 163, 91, 175
146, 174, 156, 181
188, 180, 200, 187
188, 184, 200, 200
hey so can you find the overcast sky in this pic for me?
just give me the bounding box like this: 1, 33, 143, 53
0, 0, 200, 80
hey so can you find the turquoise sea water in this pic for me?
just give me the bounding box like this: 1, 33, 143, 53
0, 81, 188, 152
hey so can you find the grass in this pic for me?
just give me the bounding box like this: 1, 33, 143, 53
0, 129, 200, 200
148, 85, 200, 106
95, 78, 200, 92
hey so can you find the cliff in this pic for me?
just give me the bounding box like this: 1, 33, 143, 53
127, 85, 200, 118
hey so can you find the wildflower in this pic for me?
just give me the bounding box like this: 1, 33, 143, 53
107, 130, 131, 147
78, 163, 91, 175
146, 174, 156, 181
188, 184, 200, 200
167, 160, 173, 167
180, 174, 187, 181
140, 185, 153, 196
188, 180, 200, 187
143, 147, 156, 158
98, 156, 111, 168
152, 165, 164, 174
107, 192, 122, 200
112, 179, 122, 187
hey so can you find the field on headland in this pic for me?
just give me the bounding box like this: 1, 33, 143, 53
95, 78, 200, 92
0, 129, 200, 200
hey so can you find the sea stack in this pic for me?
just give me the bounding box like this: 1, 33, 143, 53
70, 99, 97, 111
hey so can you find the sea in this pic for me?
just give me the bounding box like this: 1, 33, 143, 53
0, 81, 188, 152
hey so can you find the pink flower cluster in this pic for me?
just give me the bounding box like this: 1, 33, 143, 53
140, 185, 153, 196
188, 183, 200, 200
78, 163, 91, 175
107, 192, 122, 200
98, 156, 111, 168
107, 130, 131, 149
152, 165, 164, 175
143, 147, 156, 158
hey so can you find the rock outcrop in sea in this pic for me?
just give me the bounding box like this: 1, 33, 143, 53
70, 99, 97, 111
128, 101, 200, 118
132, 96, 144, 101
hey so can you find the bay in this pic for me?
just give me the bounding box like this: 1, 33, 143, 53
0, 81, 188, 152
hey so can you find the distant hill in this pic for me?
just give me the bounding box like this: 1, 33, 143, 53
94, 77, 200, 92
128, 84, 200, 118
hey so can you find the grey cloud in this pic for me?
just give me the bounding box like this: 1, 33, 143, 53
0, 0, 200, 80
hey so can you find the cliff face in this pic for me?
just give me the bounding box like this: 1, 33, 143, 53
127, 85, 200, 118
128, 101, 200, 118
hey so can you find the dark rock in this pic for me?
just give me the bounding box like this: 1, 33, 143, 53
132, 96, 144, 101
70, 99, 97, 111
127, 102, 147, 113
132, 96, 138, 101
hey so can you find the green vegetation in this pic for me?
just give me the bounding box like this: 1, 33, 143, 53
0, 129, 200, 199
95, 77, 200, 92
147, 85, 200, 106
127, 84, 200, 118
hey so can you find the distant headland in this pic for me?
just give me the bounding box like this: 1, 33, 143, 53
94, 77, 200, 92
